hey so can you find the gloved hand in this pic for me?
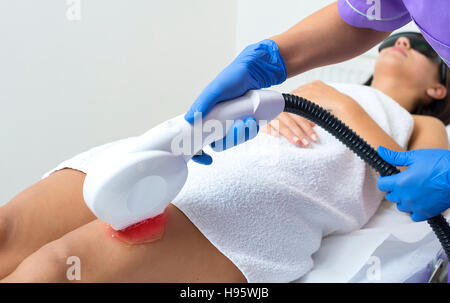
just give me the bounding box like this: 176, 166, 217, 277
185, 39, 286, 164
377, 146, 450, 221
191, 117, 260, 165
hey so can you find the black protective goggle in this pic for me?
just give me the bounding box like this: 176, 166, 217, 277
378, 32, 447, 86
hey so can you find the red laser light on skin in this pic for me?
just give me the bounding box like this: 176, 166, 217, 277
106, 210, 168, 245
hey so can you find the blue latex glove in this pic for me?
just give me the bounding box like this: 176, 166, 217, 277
377, 146, 450, 222
192, 117, 260, 165
185, 39, 286, 165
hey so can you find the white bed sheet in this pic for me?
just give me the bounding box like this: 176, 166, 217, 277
297, 127, 450, 283
295, 200, 448, 283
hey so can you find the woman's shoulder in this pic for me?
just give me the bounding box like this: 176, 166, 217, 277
412, 114, 446, 130
410, 114, 448, 149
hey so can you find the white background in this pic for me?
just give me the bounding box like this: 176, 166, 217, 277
0, 0, 419, 204
0, 0, 236, 203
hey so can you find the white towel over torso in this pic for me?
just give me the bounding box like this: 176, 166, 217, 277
43, 83, 414, 282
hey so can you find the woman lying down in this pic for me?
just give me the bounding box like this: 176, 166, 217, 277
1, 33, 449, 283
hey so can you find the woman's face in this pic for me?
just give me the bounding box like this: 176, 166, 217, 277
373, 36, 442, 98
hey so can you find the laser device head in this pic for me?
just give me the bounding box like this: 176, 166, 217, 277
83, 151, 188, 230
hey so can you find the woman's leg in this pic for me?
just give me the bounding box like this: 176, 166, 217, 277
0, 169, 96, 278
2, 204, 246, 283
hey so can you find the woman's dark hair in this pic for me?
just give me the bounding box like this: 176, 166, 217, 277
364, 66, 450, 125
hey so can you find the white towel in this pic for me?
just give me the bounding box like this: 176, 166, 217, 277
43, 83, 414, 282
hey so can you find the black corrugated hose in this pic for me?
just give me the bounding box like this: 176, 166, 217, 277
282, 93, 450, 261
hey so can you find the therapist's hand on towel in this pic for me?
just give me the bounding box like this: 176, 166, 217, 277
377, 147, 450, 221
185, 39, 287, 165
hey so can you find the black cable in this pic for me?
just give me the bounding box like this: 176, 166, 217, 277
282, 93, 450, 261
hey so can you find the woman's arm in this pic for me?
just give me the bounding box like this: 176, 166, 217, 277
286, 81, 405, 152
336, 109, 448, 152
270, 2, 391, 77
272, 81, 448, 172
328, 96, 405, 153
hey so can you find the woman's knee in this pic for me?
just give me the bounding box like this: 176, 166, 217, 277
1, 238, 73, 282
0, 204, 32, 279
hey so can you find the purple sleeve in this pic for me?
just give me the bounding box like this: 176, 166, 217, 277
337, 0, 411, 32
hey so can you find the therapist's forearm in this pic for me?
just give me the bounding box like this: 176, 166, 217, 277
270, 2, 391, 77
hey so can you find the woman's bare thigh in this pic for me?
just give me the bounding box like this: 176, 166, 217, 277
0, 169, 96, 278
2, 204, 246, 283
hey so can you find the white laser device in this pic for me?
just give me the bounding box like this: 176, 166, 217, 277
83, 90, 285, 230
